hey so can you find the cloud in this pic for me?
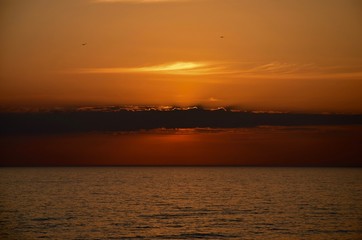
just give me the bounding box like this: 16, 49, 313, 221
243, 62, 317, 74
230, 61, 362, 79
72, 61, 362, 79
75, 62, 229, 75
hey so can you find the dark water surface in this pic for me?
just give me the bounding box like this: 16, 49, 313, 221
0, 168, 361, 239
2, 126, 362, 166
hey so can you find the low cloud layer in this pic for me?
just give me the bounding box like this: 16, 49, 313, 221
1, 109, 361, 135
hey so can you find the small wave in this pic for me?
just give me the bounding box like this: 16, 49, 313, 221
31, 217, 58, 222
179, 232, 234, 238
154, 232, 236, 239
139, 213, 193, 219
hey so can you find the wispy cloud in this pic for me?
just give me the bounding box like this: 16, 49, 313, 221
72, 61, 362, 79
75, 62, 229, 75
242, 62, 318, 74
231, 61, 362, 79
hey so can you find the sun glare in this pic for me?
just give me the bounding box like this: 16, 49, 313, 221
137, 62, 205, 72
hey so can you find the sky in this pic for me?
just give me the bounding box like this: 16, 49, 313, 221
1, 0, 362, 113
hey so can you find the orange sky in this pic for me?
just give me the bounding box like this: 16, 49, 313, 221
1, 0, 362, 112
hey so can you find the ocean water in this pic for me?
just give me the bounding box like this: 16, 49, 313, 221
0, 167, 361, 239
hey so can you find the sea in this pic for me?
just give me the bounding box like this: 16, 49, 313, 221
0, 167, 361, 239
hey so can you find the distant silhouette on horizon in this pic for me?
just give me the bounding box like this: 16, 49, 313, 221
0, 108, 361, 135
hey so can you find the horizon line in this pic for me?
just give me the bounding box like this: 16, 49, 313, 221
1, 105, 361, 115
1, 165, 361, 168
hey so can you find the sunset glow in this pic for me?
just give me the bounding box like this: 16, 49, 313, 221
1, 2, 362, 238
1, 0, 361, 112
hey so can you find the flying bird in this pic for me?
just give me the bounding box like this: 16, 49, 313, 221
82, 43, 87, 46
220, 36, 224, 39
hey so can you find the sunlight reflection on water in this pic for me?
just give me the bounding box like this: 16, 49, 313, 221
0, 167, 361, 239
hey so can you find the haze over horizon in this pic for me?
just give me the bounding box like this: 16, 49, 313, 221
1, 2, 362, 239
1, 0, 362, 167
1, 0, 362, 113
